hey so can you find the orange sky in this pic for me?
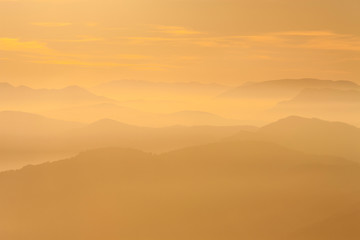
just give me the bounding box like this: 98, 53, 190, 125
1, 0, 360, 87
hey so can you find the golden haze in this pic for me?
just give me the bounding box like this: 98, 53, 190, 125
0, 0, 360, 240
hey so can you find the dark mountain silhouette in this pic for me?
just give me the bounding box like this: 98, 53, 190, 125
0, 141, 359, 240
0, 82, 114, 111
218, 78, 360, 99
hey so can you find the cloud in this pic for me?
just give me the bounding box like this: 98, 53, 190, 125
29, 59, 178, 71
118, 28, 360, 53
300, 38, 360, 51
248, 55, 273, 60
31, 22, 72, 27
274, 31, 338, 36
126, 37, 176, 41
46, 36, 104, 43
228, 31, 360, 52
176, 56, 202, 61
153, 25, 204, 36
0, 38, 51, 53
266, 31, 360, 51
115, 54, 151, 60
85, 22, 99, 27
232, 35, 284, 44
30, 59, 124, 66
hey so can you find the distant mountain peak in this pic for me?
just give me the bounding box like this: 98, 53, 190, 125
0, 110, 43, 119
219, 78, 360, 99
269, 115, 326, 125
91, 118, 123, 125
170, 110, 219, 117
0, 82, 13, 88
61, 85, 93, 93
251, 78, 359, 86
89, 118, 141, 129
282, 88, 360, 103
261, 115, 358, 132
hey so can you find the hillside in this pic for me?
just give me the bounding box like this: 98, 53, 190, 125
227, 116, 360, 162
42, 104, 243, 127
292, 204, 360, 240
0, 83, 113, 111
92, 80, 230, 100
279, 88, 360, 103
0, 111, 83, 136
0, 111, 252, 170
219, 78, 360, 99
0, 142, 359, 240
271, 88, 360, 125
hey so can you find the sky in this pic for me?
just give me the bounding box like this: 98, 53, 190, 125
1, 0, 360, 88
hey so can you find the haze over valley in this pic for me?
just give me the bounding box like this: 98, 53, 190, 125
1, 0, 360, 239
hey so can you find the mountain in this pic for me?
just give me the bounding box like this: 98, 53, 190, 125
41, 103, 243, 127
0, 141, 359, 240
70, 119, 254, 152
2, 112, 359, 171
278, 88, 360, 103
41, 103, 149, 124
160, 110, 243, 126
270, 88, 360, 125
218, 78, 360, 99
2, 113, 360, 171
0, 111, 253, 170
0, 111, 84, 170
292, 204, 360, 240
0, 83, 114, 111
228, 116, 360, 162
0, 111, 83, 136
92, 79, 230, 100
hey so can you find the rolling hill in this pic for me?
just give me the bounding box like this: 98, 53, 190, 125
226, 116, 360, 162
271, 88, 360, 125
0, 83, 114, 111
41, 103, 243, 127
0, 111, 253, 170
219, 78, 360, 99
2, 112, 359, 171
0, 111, 83, 136
92, 79, 230, 100
292, 204, 360, 240
0, 141, 359, 240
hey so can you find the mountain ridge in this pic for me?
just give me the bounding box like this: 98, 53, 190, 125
219, 78, 360, 99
